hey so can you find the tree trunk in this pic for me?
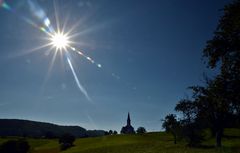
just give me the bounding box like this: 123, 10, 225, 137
174, 134, 177, 144
215, 129, 223, 147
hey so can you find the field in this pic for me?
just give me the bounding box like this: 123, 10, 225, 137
0, 129, 240, 153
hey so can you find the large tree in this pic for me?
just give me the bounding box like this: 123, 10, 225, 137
201, 0, 240, 147
190, 77, 234, 147
204, 0, 240, 116
167, 0, 240, 148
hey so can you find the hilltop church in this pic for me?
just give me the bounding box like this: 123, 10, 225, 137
121, 113, 135, 134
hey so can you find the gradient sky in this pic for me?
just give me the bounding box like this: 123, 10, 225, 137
0, 0, 231, 132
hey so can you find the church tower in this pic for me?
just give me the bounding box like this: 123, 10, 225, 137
121, 112, 135, 134
127, 112, 131, 126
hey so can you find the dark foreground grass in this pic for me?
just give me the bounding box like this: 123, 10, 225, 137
1, 129, 240, 153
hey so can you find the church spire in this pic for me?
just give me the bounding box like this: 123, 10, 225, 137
127, 112, 131, 126
121, 112, 135, 134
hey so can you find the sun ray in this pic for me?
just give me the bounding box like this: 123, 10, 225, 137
28, 43, 53, 53
44, 45, 56, 56
53, 0, 60, 33
62, 13, 70, 35
7, 43, 53, 59
64, 7, 101, 37
42, 49, 59, 89
68, 21, 110, 39
65, 18, 84, 36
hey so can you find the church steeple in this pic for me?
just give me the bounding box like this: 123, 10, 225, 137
121, 112, 135, 134
127, 112, 131, 126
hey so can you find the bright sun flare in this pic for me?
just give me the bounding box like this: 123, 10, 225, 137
51, 32, 69, 50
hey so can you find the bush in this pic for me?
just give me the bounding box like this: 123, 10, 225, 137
0, 139, 30, 153
136, 127, 146, 134
59, 133, 75, 151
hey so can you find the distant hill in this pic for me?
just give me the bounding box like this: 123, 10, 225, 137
0, 119, 106, 138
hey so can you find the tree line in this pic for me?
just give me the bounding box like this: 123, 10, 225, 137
162, 0, 240, 147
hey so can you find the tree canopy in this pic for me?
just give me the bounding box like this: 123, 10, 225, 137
163, 0, 240, 147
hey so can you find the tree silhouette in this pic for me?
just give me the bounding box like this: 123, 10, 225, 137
136, 127, 146, 134
162, 114, 180, 144
201, 0, 240, 147
203, 0, 240, 121
175, 100, 204, 146
59, 133, 75, 150
170, 0, 240, 147
0, 139, 30, 153
190, 76, 238, 147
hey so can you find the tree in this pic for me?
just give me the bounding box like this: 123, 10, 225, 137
108, 130, 113, 135
113, 130, 118, 135
175, 100, 204, 146
169, 0, 240, 148
204, 0, 240, 80
136, 127, 146, 134
59, 133, 75, 150
162, 114, 179, 144
0, 139, 30, 153
203, 0, 240, 135
104, 131, 109, 135
200, 1, 240, 146
190, 76, 237, 147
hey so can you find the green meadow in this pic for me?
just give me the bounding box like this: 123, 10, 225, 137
1, 129, 240, 153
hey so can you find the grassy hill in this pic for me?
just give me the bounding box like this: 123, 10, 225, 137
0, 129, 240, 153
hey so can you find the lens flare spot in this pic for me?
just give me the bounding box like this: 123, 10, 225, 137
2, 2, 11, 10
97, 64, 102, 68
44, 18, 50, 27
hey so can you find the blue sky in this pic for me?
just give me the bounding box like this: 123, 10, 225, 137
0, 0, 230, 132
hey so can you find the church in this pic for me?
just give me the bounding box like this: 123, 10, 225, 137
120, 113, 135, 134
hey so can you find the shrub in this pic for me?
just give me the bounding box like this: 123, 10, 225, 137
59, 133, 75, 151
136, 127, 146, 134
0, 139, 30, 153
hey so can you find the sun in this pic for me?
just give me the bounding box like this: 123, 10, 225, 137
50, 32, 69, 50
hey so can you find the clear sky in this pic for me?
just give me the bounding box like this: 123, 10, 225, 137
0, 0, 231, 132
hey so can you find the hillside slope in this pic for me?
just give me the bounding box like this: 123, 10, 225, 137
63, 131, 240, 153
0, 119, 105, 138
1, 130, 239, 153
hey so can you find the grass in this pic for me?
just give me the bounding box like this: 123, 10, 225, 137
0, 129, 240, 153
